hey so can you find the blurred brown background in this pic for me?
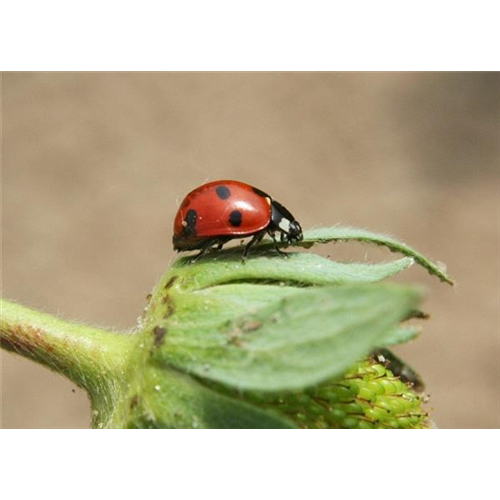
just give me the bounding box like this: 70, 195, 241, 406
1, 72, 499, 428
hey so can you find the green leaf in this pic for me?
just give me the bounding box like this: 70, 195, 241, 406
242, 225, 452, 285
151, 283, 421, 392
299, 226, 453, 285
122, 366, 295, 429
170, 253, 415, 290
382, 325, 422, 346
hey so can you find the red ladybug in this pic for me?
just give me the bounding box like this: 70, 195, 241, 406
173, 180, 303, 260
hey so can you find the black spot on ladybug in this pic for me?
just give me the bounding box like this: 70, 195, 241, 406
216, 185, 231, 200
252, 186, 269, 198
183, 209, 197, 237
153, 326, 167, 347
229, 210, 243, 227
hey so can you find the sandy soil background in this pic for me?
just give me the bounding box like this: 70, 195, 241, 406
2, 72, 499, 428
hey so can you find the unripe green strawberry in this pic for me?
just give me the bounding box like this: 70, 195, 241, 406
248, 357, 428, 429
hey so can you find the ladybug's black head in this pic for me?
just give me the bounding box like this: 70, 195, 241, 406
287, 220, 303, 243
270, 200, 303, 245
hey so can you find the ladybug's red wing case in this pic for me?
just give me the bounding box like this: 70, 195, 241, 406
173, 179, 303, 257
173, 180, 272, 250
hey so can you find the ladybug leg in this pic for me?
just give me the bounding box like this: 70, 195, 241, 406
268, 230, 289, 257
242, 231, 265, 260
214, 236, 231, 251
191, 239, 218, 263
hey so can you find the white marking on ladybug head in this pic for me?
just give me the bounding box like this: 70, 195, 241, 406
279, 218, 291, 233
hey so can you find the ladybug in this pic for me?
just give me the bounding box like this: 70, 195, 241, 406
173, 180, 303, 260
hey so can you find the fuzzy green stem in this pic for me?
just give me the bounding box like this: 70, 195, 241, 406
0, 300, 135, 396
